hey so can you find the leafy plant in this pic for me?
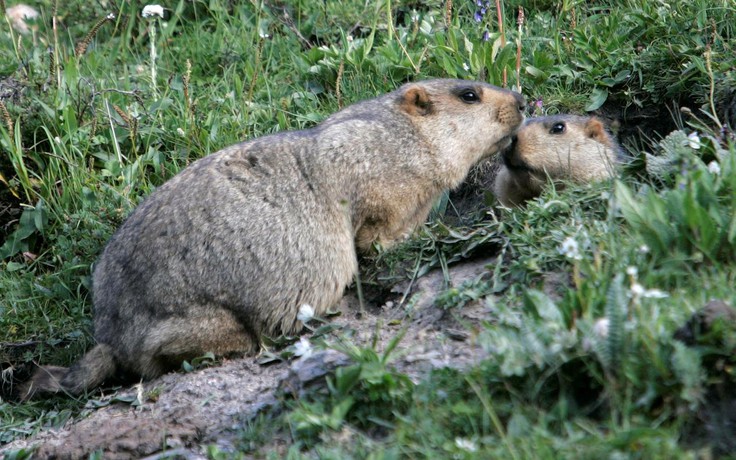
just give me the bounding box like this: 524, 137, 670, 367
287, 330, 414, 443
617, 141, 736, 266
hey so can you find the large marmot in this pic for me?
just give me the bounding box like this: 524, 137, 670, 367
494, 115, 622, 206
22, 79, 525, 398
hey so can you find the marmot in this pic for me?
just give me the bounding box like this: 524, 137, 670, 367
22, 79, 525, 398
493, 115, 622, 206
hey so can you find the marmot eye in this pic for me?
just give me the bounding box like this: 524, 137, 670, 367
549, 122, 566, 134
459, 90, 480, 103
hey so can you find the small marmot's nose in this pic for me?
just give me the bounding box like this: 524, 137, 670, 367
512, 92, 526, 114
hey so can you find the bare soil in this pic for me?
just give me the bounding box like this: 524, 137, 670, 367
1, 256, 498, 459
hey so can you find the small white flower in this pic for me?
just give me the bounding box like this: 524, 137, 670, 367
708, 161, 721, 175
643, 288, 668, 299
631, 283, 668, 300
455, 437, 478, 453
54, 136, 62, 144
463, 62, 470, 71
293, 337, 313, 358
638, 244, 650, 254
297, 303, 314, 324
558, 236, 582, 260
593, 318, 610, 338
106, 13, 116, 20
134, 382, 144, 408
625, 266, 638, 277
630, 282, 646, 298
142, 4, 165, 18
176, 127, 186, 137
688, 131, 701, 149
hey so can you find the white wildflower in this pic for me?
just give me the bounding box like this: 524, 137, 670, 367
630, 282, 646, 298
642, 288, 668, 299
593, 318, 610, 338
297, 303, 315, 324
688, 131, 701, 149
54, 136, 61, 144
142, 4, 165, 18
631, 282, 668, 300
558, 236, 582, 260
293, 337, 313, 359
625, 266, 638, 277
106, 13, 116, 20
455, 437, 478, 453
708, 160, 721, 175
638, 244, 650, 254
134, 382, 144, 408
7, 4, 40, 34
258, 30, 270, 39
176, 127, 186, 137
463, 62, 470, 71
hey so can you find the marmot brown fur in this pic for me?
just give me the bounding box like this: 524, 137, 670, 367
22, 79, 525, 398
493, 115, 622, 206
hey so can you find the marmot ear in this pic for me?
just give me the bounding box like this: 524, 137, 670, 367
400, 85, 434, 116
584, 117, 607, 143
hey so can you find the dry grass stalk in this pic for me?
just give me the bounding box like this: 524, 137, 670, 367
0, 100, 14, 134
75, 13, 115, 59
495, 0, 507, 86
515, 6, 524, 93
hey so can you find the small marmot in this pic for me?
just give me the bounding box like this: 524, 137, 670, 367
22, 79, 525, 398
493, 115, 622, 207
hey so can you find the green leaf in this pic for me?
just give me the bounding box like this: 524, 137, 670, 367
328, 397, 355, 429
335, 364, 362, 395
585, 87, 609, 111
523, 289, 563, 324
525, 65, 548, 79
598, 274, 626, 372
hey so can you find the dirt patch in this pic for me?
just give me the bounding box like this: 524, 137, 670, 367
0, 256, 498, 458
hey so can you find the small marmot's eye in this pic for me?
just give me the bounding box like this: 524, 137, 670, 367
459, 90, 480, 104
549, 122, 566, 134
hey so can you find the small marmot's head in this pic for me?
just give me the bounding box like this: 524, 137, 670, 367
494, 115, 622, 206
396, 79, 525, 188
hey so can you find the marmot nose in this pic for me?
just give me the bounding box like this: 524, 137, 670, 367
512, 92, 526, 115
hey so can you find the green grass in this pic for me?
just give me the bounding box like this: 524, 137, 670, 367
2, 0, 736, 457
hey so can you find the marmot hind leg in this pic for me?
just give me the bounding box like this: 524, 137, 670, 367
135, 308, 259, 379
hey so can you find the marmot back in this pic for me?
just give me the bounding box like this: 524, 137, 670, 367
493, 115, 622, 206
22, 79, 525, 398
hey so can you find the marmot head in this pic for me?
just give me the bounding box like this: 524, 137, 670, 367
397, 79, 526, 189
494, 115, 622, 206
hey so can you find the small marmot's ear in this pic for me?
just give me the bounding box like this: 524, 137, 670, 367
584, 117, 607, 143
400, 85, 434, 116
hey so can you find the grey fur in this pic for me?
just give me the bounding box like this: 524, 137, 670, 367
21, 79, 524, 398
